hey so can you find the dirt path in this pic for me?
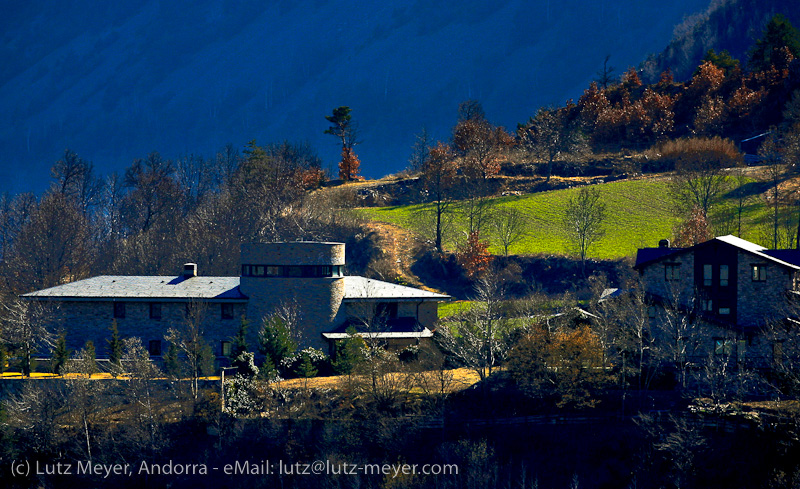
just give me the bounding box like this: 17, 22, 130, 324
363, 220, 430, 289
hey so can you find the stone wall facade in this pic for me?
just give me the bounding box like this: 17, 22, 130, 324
639, 251, 696, 306
240, 242, 347, 349
736, 250, 795, 328
51, 299, 247, 357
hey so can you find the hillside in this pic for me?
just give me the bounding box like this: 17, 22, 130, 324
355, 170, 773, 261
0, 0, 709, 194
643, 0, 800, 81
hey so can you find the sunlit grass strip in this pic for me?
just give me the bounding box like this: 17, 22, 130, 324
358, 177, 774, 259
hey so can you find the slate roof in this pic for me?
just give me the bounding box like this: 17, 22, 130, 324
342, 276, 449, 301
22, 275, 247, 301
22, 275, 449, 303
634, 247, 684, 268
322, 317, 434, 339
634, 235, 800, 271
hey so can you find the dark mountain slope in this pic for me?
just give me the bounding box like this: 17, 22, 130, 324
643, 0, 800, 81
1, 0, 707, 193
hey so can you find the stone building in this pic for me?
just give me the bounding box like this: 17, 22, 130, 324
23, 242, 449, 360
634, 234, 800, 365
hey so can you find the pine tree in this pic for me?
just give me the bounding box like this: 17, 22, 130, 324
164, 342, 181, 378
52, 331, 70, 375
230, 317, 250, 361
259, 314, 297, 374
82, 340, 97, 376
333, 327, 367, 375
324, 106, 360, 180
296, 352, 318, 389
107, 320, 123, 375
749, 14, 800, 72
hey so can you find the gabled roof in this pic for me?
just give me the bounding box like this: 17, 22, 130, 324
343, 276, 450, 302
22, 275, 247, 301
634, 235, 800, 271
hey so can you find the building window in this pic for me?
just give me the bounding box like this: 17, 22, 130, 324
221, 341, 232, 357
752, 264, 767, 282
719, 264, 729, 287
664, 263, 680, 281
149, 303, 162, 320
376, 302, 398, 319
113, 302, 126, 319
243, 264, 342, 278
737, 339, 747, 364
701, 299, 713, 312
221, 303, 234, 320
714, 338, 734, 356
703, 264, 712, 287
148, 340, 162, 356
718, 306, 731, 315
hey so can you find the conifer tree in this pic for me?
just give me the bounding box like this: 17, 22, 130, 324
749, 14, 800, 72
164, 342, 181, 378
82, 340, 97, 375
259, 314, 297, 374
52, 331, 70, 375
296, 352, 318, 389
107, 320, 123, 374
324, 106, 361, 180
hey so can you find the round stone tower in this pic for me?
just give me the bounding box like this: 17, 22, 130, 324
239, 242, 346, 348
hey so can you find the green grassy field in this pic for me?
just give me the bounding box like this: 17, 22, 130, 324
359, 177, 772, 260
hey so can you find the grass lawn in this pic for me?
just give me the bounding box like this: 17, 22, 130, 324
358, 176, 773, 260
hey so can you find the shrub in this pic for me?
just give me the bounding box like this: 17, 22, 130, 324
644, 136, 743, 172
279, 347, 332, 378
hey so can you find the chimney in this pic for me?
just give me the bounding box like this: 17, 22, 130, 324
183, 263, 198, 278
658, 239, 670, 249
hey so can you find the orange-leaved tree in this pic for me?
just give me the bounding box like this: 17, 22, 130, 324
324, 106, 360, 181
456, 231, 492, 279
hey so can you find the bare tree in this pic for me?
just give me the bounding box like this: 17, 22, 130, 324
760, 132, 787, 249
165, 300, 214, 399
3, 381, 67, 455
520, 107, 588, 182
408, 126, 431, 173
435, 273, 509, 384
595, 54, 616, 89
419, 142, 458, 252
561, 187, 606, 276
64, 344, 107, 460
50, 149, 103, 216
0, 298, 57, 376
489, 208, 528, 256
120, 337, 167, 457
